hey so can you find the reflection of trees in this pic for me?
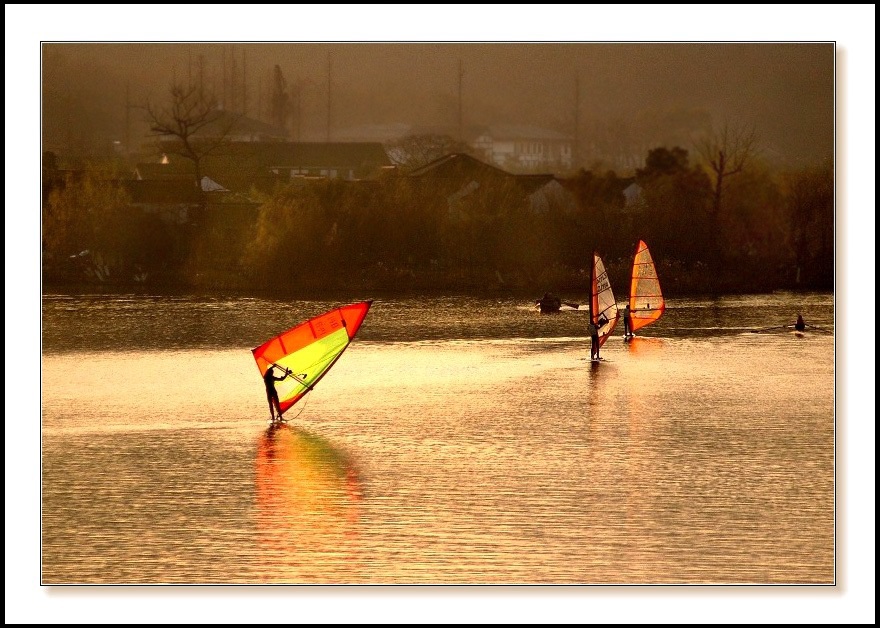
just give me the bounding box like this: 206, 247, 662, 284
254, 424, 362, 583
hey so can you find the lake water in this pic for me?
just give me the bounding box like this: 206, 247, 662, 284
41, 292, 835, 584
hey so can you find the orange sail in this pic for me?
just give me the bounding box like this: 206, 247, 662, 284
252, 301, 372, 417
629, 240, 665, 333
590, 252, 619, 347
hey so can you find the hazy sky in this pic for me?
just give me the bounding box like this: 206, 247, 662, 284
41, 41, 833, 167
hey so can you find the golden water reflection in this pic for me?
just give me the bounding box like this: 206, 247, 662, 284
41, 293, 834, 583
254, 424, 362, 583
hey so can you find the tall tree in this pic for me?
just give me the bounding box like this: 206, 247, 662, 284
698, 122, 758, 259
637, 147, 713, 264
787, 160, 833, 287
270, 65, 290, 132
145, 82, 238, 189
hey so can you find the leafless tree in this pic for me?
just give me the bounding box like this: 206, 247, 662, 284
698, 123, 758, 224
697, 122, 759, 259
145, 82, 239, 188
270, 65, 290, 132
387, 134, 472, 172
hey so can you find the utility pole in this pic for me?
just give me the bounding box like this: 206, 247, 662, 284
294, 81, 302, 142
230, 45, 237, 112
197, 54, 205, 94
65, 84, 72, 152
327, 53, 333, 142
458, 59, 464, 143
573, 73, 580, 169
125, 81, 130, 156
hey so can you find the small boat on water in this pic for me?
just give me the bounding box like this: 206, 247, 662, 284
535, 292, 562, 314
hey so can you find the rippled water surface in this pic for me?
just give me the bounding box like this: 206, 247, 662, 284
41, 292, 834, 584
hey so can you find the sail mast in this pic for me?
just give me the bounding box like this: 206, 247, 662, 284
589, 251, 596, 324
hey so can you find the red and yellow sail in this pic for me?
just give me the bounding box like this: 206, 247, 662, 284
629, 240, 665, 332
252, 301, 372, 416
591, 252, 619, 347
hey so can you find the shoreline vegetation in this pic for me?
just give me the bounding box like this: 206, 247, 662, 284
42, 257, 825, 301
42, 145, 833, 300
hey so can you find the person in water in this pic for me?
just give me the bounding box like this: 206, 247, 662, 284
794, 314, 806, 332
623, 304, 633, 338
264, 364, 291, 422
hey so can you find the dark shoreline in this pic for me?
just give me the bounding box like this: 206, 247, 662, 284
42, 254, 833, 300
41, 277, 832, 301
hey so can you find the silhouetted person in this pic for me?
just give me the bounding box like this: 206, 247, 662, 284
264, 365, 291, 422
588, 320, 600, 360
795, 314, 806, 332
536, 292, 561, 314
623, 304, 633, 338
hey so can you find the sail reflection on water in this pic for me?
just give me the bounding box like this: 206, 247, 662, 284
254, 424, 362, 582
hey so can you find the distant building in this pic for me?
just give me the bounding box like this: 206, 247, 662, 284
622, 181, 646, 212
472, 125, 573, 172
149, 141, 393, 193
126, 178, 202, 225
265, 142, 392, 182
407, 152, 576, 215
332, 123, 412, 143
154, 111, 290, 143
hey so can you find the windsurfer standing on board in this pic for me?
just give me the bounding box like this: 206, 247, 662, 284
623, 304, 633, 339
264, 365, 291, 422
588, 320, 600, 360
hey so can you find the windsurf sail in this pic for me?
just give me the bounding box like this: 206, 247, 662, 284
629, 240, 665, 332
590, 252, 619, 347
252, 301, 372, 417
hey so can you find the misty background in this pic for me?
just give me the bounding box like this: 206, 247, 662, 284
42, 42, 833, 170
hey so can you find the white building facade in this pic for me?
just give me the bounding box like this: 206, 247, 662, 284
472, 125, 573, 172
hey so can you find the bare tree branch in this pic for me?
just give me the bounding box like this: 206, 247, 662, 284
699, 122, 758, 183
697, 122, 760, 260
387, 134, 472, 172
144, 82, 241, 188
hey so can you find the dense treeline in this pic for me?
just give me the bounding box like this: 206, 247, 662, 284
42, 167, 181, 284
42, 147, 833, 296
